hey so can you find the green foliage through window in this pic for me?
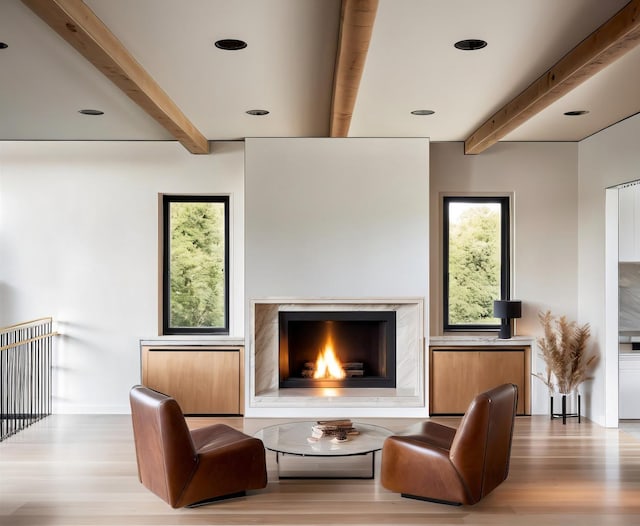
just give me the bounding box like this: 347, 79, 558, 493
163, 196, 229, 334
444, 197, 509, 329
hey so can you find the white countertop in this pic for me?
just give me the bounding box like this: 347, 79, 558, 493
619, 335, 640, 343
429, 335, 535, 346
140, 335, 245, 346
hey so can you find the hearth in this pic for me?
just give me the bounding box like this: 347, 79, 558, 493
278, 311, 396, 388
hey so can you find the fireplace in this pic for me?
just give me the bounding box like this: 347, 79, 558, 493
278, 311, 396, 389
249, 299, 425, 416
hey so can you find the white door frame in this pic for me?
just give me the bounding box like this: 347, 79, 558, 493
604, 187, 619, 427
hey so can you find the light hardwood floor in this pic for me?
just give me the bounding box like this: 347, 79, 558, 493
1, 414, 640, 525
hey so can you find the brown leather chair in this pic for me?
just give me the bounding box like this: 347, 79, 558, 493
381, 383, 518, 506
129, 385, 267, 508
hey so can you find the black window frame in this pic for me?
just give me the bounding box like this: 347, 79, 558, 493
443, 195, 510, 332
162, 194, 230, 335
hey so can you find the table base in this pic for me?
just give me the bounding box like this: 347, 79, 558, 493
275, 451, 377, 479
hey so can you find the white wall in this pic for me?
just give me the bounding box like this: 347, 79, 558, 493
0, 141, 245, 413
244, 138, 430, 300
429, 142, 579, 414
578, 113, 640, 426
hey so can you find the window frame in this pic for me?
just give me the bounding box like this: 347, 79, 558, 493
162, 194, 230, 335
443, 195, 511, 332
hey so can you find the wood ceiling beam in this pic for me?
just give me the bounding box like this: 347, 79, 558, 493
21, 0, 209, 154
465, 0, 640, 155
329, 0, 379, 137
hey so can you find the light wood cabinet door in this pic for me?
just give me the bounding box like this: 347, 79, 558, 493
141, 347, 243, 415
430, 347, 530, 415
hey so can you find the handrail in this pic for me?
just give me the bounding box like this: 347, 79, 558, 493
1, 317, 57, 441
0, 316, 54, 335
0, 332, 59, 352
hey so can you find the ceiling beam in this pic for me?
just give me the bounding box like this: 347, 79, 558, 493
465, 0, 640, 155
21, 0, 209, 154
329, 0, 379, 137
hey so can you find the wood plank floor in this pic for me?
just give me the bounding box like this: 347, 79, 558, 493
1, 415, 640, 525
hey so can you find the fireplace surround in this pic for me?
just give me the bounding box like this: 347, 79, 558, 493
248, 298, 425, 417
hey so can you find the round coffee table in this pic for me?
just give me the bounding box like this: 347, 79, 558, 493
254, 421, 393, 479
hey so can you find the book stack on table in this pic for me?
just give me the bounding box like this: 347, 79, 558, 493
309, 419, 359, 442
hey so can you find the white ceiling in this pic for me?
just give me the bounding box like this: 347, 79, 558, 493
1, 0, 638, 148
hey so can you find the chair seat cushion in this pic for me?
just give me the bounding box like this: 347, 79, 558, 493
191, 423, 255, 453
414, 421, 457, 450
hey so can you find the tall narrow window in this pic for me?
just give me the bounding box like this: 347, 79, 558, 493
443, 196, 510, 331
162, 195, 229, 335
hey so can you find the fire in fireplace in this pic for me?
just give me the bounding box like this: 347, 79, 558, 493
278, 311, 396, 388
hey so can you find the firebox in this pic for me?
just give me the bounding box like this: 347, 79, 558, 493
278, 311, 396, 388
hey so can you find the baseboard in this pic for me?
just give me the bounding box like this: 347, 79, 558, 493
52, 403, 130, 414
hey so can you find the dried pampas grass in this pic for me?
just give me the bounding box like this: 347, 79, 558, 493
534, 311, 598, 395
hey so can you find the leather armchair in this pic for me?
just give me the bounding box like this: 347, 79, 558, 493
381, 383, 518, 505
129, 385, 267, 508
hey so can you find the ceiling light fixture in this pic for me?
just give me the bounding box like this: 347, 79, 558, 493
454, 39, 487, 51
214, 39, 247, 51
78, 109, 104, 116
246, 109, 269, 116
411, 109, 435, 116
0, 42, 8, 49
564, 110, 589, 116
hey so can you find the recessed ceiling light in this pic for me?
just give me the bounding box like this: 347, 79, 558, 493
0, 42, 8, 49
454, 39, 487, 51
246, 109, 269, 116
411, 109, 435, 116
78, 109, 104, 116
215, 39, 247, 51
564, 110, 589, 116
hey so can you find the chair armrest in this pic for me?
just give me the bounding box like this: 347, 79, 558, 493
381, 434, 469, 504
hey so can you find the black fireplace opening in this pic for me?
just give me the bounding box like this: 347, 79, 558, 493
279, 311, 396, 388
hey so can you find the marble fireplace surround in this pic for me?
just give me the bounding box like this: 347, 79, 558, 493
248, 298, 425, 417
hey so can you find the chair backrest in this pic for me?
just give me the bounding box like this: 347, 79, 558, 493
129, 385, 197, 506
449, 383, 518, 502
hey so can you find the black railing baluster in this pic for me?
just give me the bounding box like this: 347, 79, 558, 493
0, 318, 57, 441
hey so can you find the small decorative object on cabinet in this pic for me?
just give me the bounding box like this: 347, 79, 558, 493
533, 311, 598, 424
493, 299, 522, 339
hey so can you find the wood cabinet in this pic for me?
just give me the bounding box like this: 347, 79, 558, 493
429, 346, 530, 415
141, 345, 244, 415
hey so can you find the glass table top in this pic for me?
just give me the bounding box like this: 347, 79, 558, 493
254, 421, 393, 457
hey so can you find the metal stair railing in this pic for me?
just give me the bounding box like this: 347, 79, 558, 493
1, 317, 57, 441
